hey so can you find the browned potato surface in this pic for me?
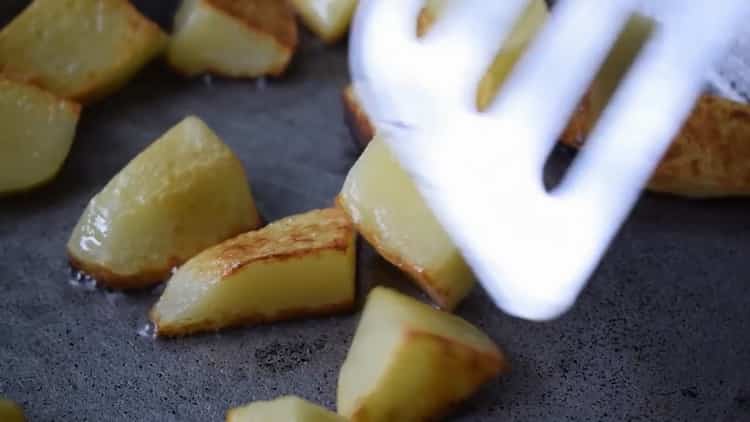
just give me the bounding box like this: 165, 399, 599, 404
151, 208, 356, 337
562, 94, 750, 198
168, 0, 298, 78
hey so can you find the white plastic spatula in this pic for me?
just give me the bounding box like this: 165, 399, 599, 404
349, 0, 750, 320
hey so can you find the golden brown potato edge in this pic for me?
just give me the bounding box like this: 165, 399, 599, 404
561, 94, 750, 198
335, 196, 462, 310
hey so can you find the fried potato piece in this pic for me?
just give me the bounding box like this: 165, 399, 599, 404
167, 0, 298, 78
338, 137, 474, 310
337, 287, 508, 422
0, 78, 80, 194
560, 14, 750, 198
150, 208, 356, 337
0, 399, 24, 422
68, 116, 262, 289
562, 94, 750, 197
0, 0, 167, 103
291, 0, 357, 44
227, 396, 347, 422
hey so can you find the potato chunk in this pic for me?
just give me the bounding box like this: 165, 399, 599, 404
559, 15, 750, 198
0, 78, 80, 194
338, 137, 474, 310
337, 287, 508, 422
227, 396, 347, 422
67, 116, 261, 289
290, 0, 357, 44
0, 0, 167, 103
167, 0, 298, 78
150, 208, 356, 337
0, 399, 24, 422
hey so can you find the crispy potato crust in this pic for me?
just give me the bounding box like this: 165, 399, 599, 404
153, 300, 355, 337
205, 0, 298, 49
561, 94, 750, 197
335, 196, 459, 310
342, 84, 376, 148
214, 208, 354, 278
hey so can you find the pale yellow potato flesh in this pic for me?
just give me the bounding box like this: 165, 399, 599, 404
290, 0, 357, 44
338, 137, 474, 310
418, 0, 548, 111
0, 0, 167, 103
167, 0, 298, 78
0, 78, 80, 194
150, 208, 356, 337
0, 398, 24, 422
67, 116, 261, 289
337, 287, 508, 422
227, 396, 347, 422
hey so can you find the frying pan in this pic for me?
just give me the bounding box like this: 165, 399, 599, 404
1, 1, 749, 420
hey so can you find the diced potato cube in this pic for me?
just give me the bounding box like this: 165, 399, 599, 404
337, 287, 508, 422
167, 0, 298, 78
227, 396, 347, 422
0, 0, 167, 103
290, 0, 357, 44
338, 137, 474, 310
67, 116, 262, 289
0, 398, 24, 422
151, 208, 356, 337
0, 78, 80, 194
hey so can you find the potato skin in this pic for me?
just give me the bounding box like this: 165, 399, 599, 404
561, 94, 750, 198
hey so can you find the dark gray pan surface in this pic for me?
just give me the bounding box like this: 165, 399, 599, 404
1, 1, 750, 421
